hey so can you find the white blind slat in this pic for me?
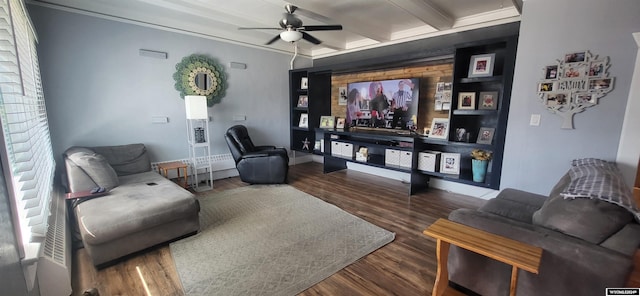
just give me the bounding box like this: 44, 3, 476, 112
0, 0, 55, 251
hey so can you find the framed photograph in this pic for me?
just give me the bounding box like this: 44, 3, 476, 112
564, 51, 586, 63
298, 113, 309, 128
545, 65, 559, 80
574, 93, 596, 105
457, 92, 476, 110
562, 63, 587, 79
436, 82, 445, 93
429, 118, 449, 139
338, 86, 347, 105
468, 53, 496, 78
538, 81, 555, 92
440, 153, 461, 175
476, 127, 495, 145
319, 115, 335, 129
454, 128, 471, 142
300, 77, 308, 89
588, 60, 605, 77
336, 117, 346, 129
588, 78, 613, 91
478, 91, 498, 110
297, 95, 308, 108
545, 92, 570, 106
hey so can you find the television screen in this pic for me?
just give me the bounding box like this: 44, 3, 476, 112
346, 78, 420, 130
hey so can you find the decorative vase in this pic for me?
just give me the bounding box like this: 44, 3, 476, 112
472, 159, 489, 183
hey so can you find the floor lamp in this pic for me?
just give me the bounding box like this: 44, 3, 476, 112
185, 95, 214, 191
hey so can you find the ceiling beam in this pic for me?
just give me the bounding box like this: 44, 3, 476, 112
511, 0, 523, 14
386, 0, 453, 30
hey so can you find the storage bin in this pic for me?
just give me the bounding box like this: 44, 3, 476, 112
385, 149, 400, 166
399, 151, 413, 168
418, 151, 441, 172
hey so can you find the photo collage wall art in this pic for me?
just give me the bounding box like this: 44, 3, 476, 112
536, 50, 615, 129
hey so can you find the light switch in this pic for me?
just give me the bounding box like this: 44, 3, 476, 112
530, 114, 541, 126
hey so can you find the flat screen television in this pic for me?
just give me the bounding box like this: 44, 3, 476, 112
346, 78, 420, 130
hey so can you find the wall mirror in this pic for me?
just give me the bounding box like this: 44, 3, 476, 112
174, 54, 226, 107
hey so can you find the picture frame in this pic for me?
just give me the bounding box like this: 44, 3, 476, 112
574, 93, 596, 105
545, 92, 570, 106
588, 60, 605, 77
338, 86, 347, 105
440, 153, 461, 175
300, 77, 308, 90
457, 92, 476, 110
478, 91, 499, 110
564, 51, 586, 63
562, 63, 587, 79
319, 115, 335, 129
429, 118, 449, 139
544, 65, 559, 80
588, 78, 613, 91
336, 117, 346, 129
454, 128, 471, 142
476, 127, 495, 145
298, 113, 309, 128
297, 95, 308, 108
468, 53, 496, 78
538, 81, 555, 92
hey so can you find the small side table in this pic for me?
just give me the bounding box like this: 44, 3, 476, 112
423, 218, 543, 296
157, 161, 189, 189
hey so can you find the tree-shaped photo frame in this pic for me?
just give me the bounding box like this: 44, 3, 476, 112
537, 50, 614, 129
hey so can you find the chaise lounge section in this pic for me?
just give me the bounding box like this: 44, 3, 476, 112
64, 143, 200, 267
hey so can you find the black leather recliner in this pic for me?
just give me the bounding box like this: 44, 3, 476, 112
224, 125, 289, 184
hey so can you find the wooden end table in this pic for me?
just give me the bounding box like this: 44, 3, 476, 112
423, 218, 543, 296
157, 161, 189, 189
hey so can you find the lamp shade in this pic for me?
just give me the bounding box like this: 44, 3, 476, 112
280, 30, 302, 42
185, 95, 208, 119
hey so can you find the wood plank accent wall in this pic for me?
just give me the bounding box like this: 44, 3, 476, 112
330, 61, 453, 132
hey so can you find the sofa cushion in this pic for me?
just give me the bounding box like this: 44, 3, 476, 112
532, 159, 635, 244
92, 144, 151, 176
66, 150, 119, 190
75, 171, 198, 245
479, 189, 546, 224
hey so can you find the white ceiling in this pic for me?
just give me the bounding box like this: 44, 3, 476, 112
31, 0, 522, 58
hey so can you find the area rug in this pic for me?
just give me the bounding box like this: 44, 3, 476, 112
169, 184, 395, 296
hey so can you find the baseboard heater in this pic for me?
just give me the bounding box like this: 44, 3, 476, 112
38, 188, 72, 296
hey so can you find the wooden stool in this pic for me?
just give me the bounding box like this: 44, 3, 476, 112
157, 161, 189, 189
423, 218, 543, 296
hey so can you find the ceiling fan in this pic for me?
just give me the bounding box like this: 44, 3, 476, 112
238, 4, 342, 45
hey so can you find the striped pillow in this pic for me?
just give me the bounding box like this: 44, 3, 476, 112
561, 158, 640, 220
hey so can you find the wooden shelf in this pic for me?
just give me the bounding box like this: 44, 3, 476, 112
459, 75, 503, 84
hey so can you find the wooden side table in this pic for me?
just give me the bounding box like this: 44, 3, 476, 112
423, 218, 543, 296
157, 161, 189, 189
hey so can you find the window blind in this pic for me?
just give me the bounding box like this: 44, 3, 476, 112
0, 0, 55, 257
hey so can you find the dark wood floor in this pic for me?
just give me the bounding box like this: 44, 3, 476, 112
71, 161, 485, 296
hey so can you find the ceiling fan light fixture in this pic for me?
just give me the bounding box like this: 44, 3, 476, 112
280, 30, 302, 42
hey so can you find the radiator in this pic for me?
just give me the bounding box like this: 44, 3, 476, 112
37, 189, 72, 296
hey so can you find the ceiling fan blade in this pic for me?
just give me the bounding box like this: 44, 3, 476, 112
238, 27, 281, 30
265, 34, 282, 45
302, 32, 322, 45
301, 25, 343, 31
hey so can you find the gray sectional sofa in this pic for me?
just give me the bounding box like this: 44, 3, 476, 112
63, 143, 200, 267
447, 158, 640, 295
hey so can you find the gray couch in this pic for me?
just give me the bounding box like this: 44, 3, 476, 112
448, 158, 640, 296
64, 143, 200, 267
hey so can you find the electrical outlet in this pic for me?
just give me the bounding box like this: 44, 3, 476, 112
530, 114, 541, 126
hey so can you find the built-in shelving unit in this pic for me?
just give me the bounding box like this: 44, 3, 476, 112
289, 69, 331, 155
288, 36, 518, 193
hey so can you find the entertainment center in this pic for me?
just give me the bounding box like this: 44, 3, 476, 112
289, 36, 518, 194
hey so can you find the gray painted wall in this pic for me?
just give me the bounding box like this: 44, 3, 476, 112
501, 0, 640, 195
28, 5, 311, 171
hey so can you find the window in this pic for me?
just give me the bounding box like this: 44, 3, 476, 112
0, 0, 55, 258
